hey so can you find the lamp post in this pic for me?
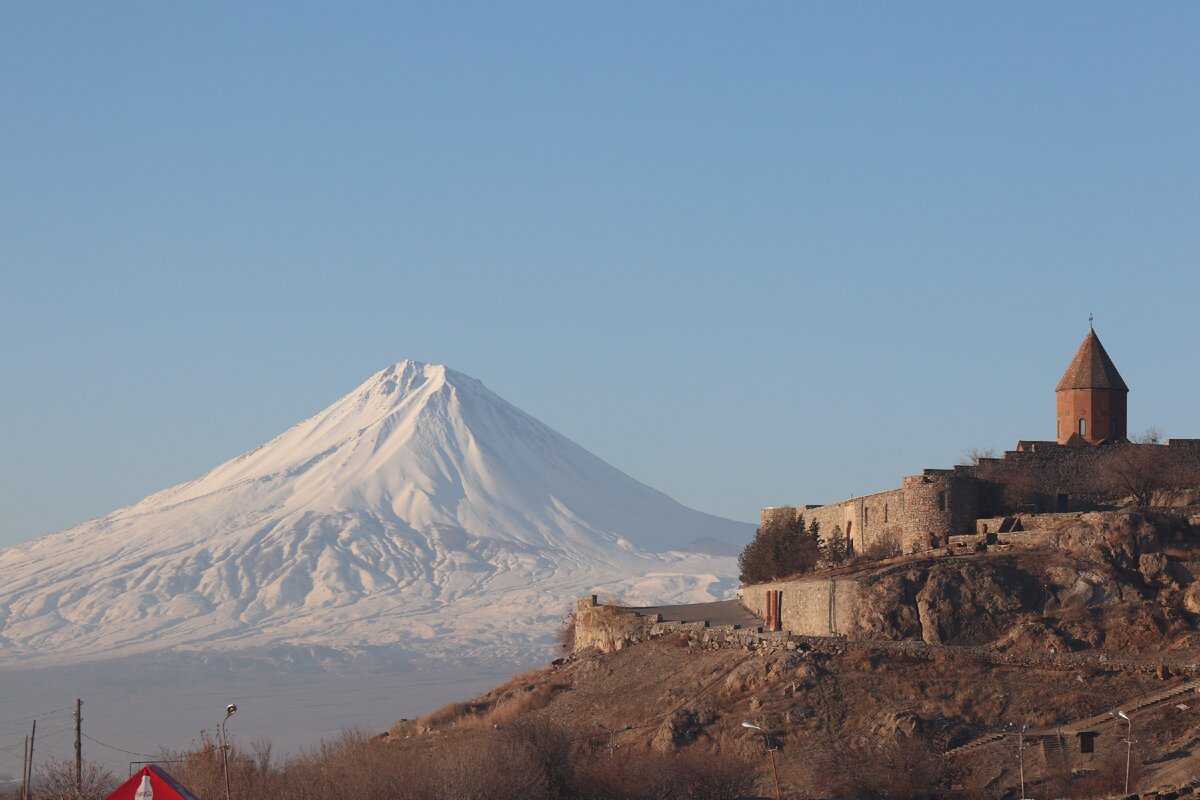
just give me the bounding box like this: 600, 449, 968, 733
1006, 723, 1029, 799
219, 703, 237, 800
742, 721, 781, 800
592, 721, 632, 760
1111, 711, 1133, 795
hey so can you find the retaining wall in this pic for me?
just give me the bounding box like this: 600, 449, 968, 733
742, 576, 861, 636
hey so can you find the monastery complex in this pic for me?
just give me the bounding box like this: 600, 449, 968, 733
762, 328, 1200, 557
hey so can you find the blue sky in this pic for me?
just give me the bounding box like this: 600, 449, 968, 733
2, 3, 1198, 548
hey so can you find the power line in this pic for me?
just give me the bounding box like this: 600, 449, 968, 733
81, 733, 156, 760
0, 707, 72, 730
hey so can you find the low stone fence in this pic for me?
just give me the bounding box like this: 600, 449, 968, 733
573, 595, 1197, 680
573, 595, 789, 654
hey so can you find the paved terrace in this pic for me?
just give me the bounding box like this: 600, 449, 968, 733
626, 600, 763, 628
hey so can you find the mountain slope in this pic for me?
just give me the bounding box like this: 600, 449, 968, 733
0, 361, 752, 665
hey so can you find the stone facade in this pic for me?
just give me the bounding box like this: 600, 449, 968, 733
1058, 387, 1127, 444
763, 488, 906, 558
1055, 328, 1128, 445
764, 439, 1200, 556
741, 576, 861, 636
764, 332, 1199, 556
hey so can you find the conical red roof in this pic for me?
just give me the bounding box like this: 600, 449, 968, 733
103, 765, 201, 800
1056, 329, 1128, 392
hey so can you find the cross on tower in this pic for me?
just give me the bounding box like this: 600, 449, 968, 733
1089, 313, 1094, 330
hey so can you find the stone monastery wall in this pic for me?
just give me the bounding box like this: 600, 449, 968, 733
764, 440, 1200, 555
975, 439, 1200, 506
764, 488, 906, 558
741, 577, 860, 637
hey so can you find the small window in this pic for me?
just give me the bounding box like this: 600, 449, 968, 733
1079, 418, 1087, 436
884, 504, 889, 523
864, 508, 869, 528
937, 491, 946, 511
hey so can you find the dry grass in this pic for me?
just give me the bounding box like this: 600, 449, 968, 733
415, 700, 478, 729
477, 681, 570, 727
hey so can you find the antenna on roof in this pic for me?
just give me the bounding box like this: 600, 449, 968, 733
1088, 313, 1094, 330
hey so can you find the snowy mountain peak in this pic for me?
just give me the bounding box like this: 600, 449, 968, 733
0, 362, 752, 665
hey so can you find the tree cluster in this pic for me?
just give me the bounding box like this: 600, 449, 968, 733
87, 723, 757, 800
738, 510, 822, 584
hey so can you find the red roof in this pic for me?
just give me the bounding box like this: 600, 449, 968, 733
104, 765, 201, 800
1056, 329, 1128, 392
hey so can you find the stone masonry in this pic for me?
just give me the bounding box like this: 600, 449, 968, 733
764, 330, 1200, 557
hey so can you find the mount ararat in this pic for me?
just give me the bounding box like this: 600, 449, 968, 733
0, 361, 752, 668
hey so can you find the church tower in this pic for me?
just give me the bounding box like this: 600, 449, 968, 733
1056, 326, 1128, 444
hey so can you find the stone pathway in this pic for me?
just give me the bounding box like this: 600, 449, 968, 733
945, 678, 1200, 758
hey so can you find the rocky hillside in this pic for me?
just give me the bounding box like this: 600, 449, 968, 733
854, 511, 1200, 656
377, 510, 1200, 799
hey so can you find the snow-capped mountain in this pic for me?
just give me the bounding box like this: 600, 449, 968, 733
0, 361, 752, 666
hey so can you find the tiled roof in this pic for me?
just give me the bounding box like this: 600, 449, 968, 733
1056, 330, 1128, 392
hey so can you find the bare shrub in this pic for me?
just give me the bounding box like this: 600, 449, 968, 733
1133, 426, 1163, 445
859, 531, 901, 562
286, 728, 431, 800
1001, 468, 1044, 513
156, 729, 226, 800
1101, 443, 1197, 507
416, 700, 476, 729
34, 757, 117, 800
481, 681, 569, 726
434, 733, 551, 800
962, 446, 998, 466
501, 719, 574, 797
815, 732, 952, 800
570, 748, 758, 800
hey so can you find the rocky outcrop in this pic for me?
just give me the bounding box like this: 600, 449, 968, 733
850, 512, 1200, 653
855, 559, 1047, 646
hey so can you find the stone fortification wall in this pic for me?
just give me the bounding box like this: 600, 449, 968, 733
572, 595, 788, 654
974, 439, 1200, 512
742, 576, 861, 636
574, 591, 1200, 685
901, 472, 980, 548
573, 596, 646, 653
762, 488, 905, 558
764, 439, 1200, 556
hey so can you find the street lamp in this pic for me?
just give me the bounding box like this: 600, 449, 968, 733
742, 721, 782, 800
219, 703, 237, 800
1006, 723, 1029, 800
1111, 711, 1133, 795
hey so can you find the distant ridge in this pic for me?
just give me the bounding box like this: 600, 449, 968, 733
0, 361, 751, 665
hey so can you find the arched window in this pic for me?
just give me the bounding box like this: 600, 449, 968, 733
1079, 418, 1087, 436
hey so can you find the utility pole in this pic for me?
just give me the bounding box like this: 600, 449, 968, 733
21, 735, 28, 800
75, 698, 83, 793
26, 720, 37, 800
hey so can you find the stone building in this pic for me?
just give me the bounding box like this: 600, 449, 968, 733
763, 329, 1200, 555
1055, 326, 1128, 445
